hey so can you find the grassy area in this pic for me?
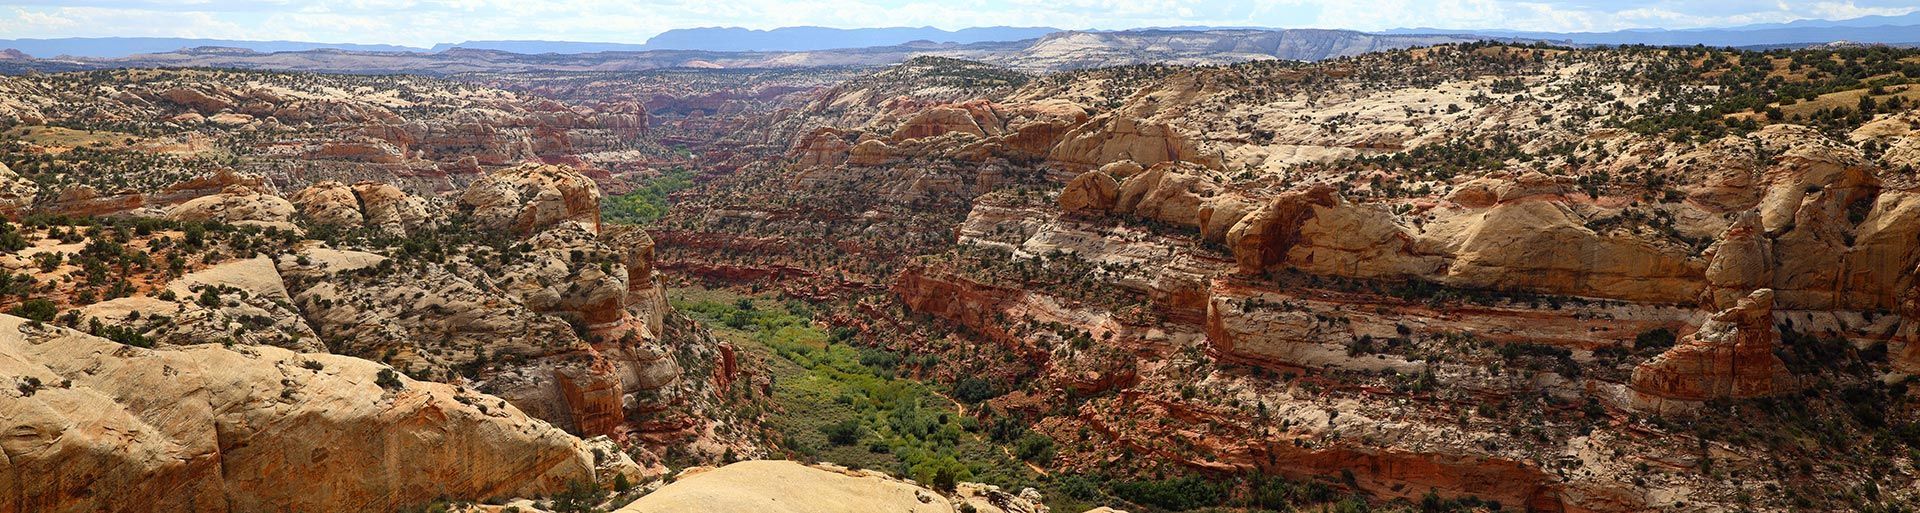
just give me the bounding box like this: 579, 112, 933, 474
602, 168, 697, 225
668, 287, 1093, 510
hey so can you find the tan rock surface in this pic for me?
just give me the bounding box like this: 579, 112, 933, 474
290, 181, 366, 227
165, 184, 296, 226
1049, 115, 1215, 171
615, 460, 957, 513
0, 162, 33, 216
461, 164, 603, 235
0, 314, 624, 513
291, 181, 432, 235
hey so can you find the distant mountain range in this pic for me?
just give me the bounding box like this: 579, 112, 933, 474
1384, 11, 1920, 47
0, 26, 1066, 59
0, 29, 1539, 76
637, 26, 1061, 52
2, 12, 1918, 75
0, 37, 424, 58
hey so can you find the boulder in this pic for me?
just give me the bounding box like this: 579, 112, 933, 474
1059, 170, 1120, 213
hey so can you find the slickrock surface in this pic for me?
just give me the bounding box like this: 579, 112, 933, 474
615, 460, 1053, 513
0, 314, 626, 513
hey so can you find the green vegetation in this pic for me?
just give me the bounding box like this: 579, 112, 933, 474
376, 368, 405, 390
9, 298, 57, 323
672, 288, 1078, 503
1634, 328, 1678, 353
1109, 476, 1228, 511
601, 168, 697, 225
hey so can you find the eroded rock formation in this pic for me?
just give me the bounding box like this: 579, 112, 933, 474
1630, 289, 1792, 411
460, 163, 604, 235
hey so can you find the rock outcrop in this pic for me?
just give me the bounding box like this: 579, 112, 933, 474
460, 164, 603, 235
1059, 169, 1120, 213
0, 162, 33, 217
1226, 185, 1340, 274
164, 184, 296, 226
0, 314, 630, 513
1050, 115, 1215, 172
290, 181, 432, 235
1630, 289, 1792, 411
890, 103, 998, 142
1700, 212, 1774, 310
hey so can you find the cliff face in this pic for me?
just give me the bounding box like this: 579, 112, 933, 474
0, 315, 627, 513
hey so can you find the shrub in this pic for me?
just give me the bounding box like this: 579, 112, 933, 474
1110, 476, 1229, 511
1014, 433, 1055, 463
951, 377, 999, 403
1634, 328, 1677, 352
376, 368, 405, 390
95, 324, 153, 348
820, 419, 864, 446
9, 299, 58, 322
549, 480, 605, 513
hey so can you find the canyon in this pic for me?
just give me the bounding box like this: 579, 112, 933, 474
0, 39, 1918, 513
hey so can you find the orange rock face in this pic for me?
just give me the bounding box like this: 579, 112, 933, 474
1226, 185, 1339, 275
1059, 169, 1120, 213
889, 103, 999, 142
1630, 289, 1792, 411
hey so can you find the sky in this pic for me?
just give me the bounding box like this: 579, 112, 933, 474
0, 0, 1916, 47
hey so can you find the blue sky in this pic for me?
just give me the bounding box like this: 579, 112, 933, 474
0, 0, 1915, 47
